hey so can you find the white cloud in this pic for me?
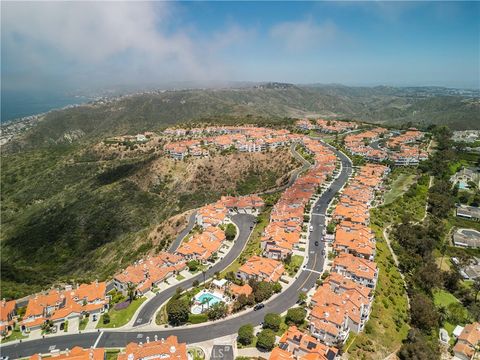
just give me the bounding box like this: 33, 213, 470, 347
270, 18, 337, 52
1, 2, 253, 88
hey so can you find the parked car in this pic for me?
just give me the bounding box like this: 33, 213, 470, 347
315, 241, 319, 246
254, 303, 265, 311
309, 225, 314, 231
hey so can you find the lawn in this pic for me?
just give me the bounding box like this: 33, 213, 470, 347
176, 274, 186, 281
1, 326, 27, 344
286, 255, 304, 276
347, 214, 410, 359
79, 316, 89, 331
433, 289, 460, 308
384, 173, 416, 205
97, 297, 146, 328
106, 349, 121, 360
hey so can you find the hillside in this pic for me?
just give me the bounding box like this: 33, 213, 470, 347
4, 85, 479, 151
0, 146, 299, 299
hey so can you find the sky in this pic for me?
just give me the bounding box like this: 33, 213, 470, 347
1, 1, 479, 94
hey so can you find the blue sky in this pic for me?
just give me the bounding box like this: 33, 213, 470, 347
2, 1, 479, 92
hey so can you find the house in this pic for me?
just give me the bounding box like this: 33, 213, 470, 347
236, 255, 284, 283
228, 283, 253, 299
453, 322, 480, 360
331, 253, 378, 288
270, 326, 338, 360
117, 335, 187, 360
0, 299, 16, 335
29, 346, 105, 360
114, 252, 186, 295
21, 281, 109, 332
456, 205, 480, 221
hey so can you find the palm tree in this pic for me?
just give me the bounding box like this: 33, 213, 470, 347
127, 283, 137, 303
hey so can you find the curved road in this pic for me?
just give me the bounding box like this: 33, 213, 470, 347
1, 144, 352, 359
168, 211, 198, 253
133, 213, 255, 327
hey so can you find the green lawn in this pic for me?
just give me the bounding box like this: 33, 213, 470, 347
79, 316, 89, 331
97, 297, 146, 328
176, 274, 186, 281
106, 349, 121, 360
286, 255, 304, 276
1, 325, 28, 343
433, 289, 460, 307
384, 173, 416, 205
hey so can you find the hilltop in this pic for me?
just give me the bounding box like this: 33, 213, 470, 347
3, 84, 479, 151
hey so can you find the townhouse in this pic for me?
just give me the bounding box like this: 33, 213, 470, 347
177, 227, 226, 262
30, 346, 105, 360
316, 119, 357, 134
117, 335, 187, 360
309, 275, 372, 345
331, 253, 378, 288
270, 326, 338, 360
114, 252, 186, 296
236, 255, 285, 283
20, 281, 109, 332
0, 299, 16, 335
453, 322, 480, 360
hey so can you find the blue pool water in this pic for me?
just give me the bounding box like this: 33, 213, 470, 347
197, 292, 222, 306
459, 181, 468, 190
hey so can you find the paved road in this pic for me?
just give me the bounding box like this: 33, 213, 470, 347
133, 213, 256, 327
1, 144, 352, 359
168, 211, 198, 253
259, 144, 311, 195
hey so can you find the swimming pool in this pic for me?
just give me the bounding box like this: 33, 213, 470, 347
459, 181, 469, 190
191, 291, 225, 314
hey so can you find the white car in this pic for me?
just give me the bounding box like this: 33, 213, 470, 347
309, 225, 313, 231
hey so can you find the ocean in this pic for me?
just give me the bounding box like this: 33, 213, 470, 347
1, 90, 90, 123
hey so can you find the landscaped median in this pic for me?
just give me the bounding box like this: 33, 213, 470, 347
97, 297, 146, 329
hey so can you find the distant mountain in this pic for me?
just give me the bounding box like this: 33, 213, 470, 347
4, 84, 480, 150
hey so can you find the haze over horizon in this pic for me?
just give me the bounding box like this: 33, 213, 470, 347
2, 1, 479, 95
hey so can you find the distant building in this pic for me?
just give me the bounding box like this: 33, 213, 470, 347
453, 228, 480, 248
456, 205, 480, 221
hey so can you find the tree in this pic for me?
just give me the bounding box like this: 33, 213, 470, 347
127, 282, 137, 302
410, 293, 439, 331
192, 280, 200, 287
225, 224, 237, 241
473, 278, 480, 303
286, 307, 306, 325
256, 329, 276, 351
272, 282, 282, 294
207, 302, 228, 320
254, 281, 274, 303
166, 299, 190, 325
398, 329, 439, 360
102, 313, 110, 325
263, 313, 282, 332
238, 324, 254, 346
187, 260, 200, 272
298, 292, 307, 304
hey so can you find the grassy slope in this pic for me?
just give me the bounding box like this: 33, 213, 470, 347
347, 169, 429, 359
1, 144, 295, 299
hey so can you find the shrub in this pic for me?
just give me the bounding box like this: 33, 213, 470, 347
264, 313, 282, 332
256, 329, 276, 351
286, 307, 306, 325
238, 324, 254, 346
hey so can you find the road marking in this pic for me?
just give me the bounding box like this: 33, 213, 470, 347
303, 268, 323, 275
93, 331, 103, 349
